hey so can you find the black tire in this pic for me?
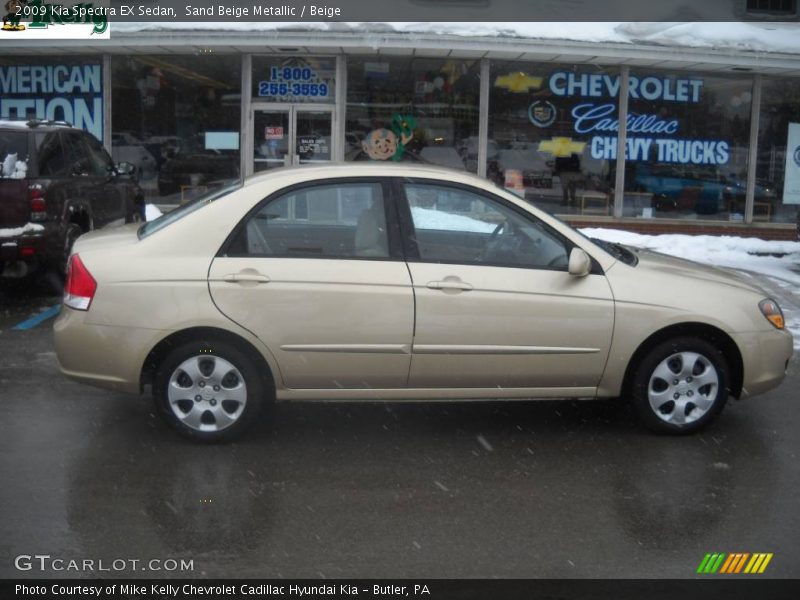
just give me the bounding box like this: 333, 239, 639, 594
125, 197, 145, 224
629, 337, 729, 434
154, 338, 268, 442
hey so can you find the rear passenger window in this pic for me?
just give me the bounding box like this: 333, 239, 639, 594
232, 183, 389, 259
35, 132, 69, 177
62, 133, 93, 176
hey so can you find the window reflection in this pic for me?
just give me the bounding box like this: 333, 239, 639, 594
111, 56, 241, 204
622, 71, 754, 221
346, 58, 481, 171
488, 63, 617, 217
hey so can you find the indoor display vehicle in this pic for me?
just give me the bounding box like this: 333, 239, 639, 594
53, 164, 793, 442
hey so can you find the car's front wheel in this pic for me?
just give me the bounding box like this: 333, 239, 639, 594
154, 339, 266, 442
630, 337, 729, 434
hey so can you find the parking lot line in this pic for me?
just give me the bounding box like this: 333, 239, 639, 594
12, 305, 61, 331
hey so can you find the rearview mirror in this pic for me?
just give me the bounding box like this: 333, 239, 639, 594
568, 247, 591, 277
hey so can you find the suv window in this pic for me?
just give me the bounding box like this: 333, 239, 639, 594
62, 132, 93, 176
405, 183, 569, 270
0, 131, 29, 178
230, 183, 388, 259
35, 132, 69, 177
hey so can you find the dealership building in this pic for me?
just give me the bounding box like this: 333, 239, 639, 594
3, 21, 800, 238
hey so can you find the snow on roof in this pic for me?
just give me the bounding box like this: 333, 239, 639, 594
111, 21, 800, 55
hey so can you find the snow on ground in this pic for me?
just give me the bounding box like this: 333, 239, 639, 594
0, 223, 44, 238
145, 204, 163, 221
581, 227, 800, 348
111, 21, 800, 55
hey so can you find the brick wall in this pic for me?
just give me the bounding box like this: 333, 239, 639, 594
563, 218, 798, 241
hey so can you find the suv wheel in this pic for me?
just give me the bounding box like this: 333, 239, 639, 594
125, 199, 145, 224
154, 339, 266, 442
630, 337, 729, 434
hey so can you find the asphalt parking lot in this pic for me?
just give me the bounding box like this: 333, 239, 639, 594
1, 275, 799, 579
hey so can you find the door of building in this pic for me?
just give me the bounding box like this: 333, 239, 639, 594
251, 105, 333, 173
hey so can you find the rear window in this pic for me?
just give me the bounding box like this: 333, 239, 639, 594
0, 132, 29, 178
138, 181, 243, 239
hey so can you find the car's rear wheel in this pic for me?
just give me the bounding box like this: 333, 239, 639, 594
154, 339, 266, 442
630, 337, 729, 434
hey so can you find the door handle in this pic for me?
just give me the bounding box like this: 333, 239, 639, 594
426, 279, 473, 292
223, 272, 271, 284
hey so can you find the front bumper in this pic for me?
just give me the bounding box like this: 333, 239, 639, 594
734, 328, 794, 398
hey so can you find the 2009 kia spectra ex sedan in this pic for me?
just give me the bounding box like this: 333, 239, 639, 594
53, 164, 793, 441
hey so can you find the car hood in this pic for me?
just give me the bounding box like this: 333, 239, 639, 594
73, 223, 141, 254
626, 247, 765, 295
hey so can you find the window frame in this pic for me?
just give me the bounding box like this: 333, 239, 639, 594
393, 177, 585, 273
218, 176, 405, 262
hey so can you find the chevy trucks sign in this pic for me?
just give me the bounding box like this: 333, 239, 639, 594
525, 70, 734, 166
0, 63, 103, 140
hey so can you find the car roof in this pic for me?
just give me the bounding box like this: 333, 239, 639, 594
242, 162, 497, 190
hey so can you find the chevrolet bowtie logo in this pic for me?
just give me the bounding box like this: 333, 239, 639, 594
697, 552, 773, 574
494, 72, 543, 93
538, 137, 586, 157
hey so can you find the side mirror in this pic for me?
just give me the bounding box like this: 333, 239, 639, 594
568, 247, 592, 277
116, 161, 136, 177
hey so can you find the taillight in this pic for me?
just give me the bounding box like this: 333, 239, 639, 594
29, 185, 47, 222
64, 254, 97, 311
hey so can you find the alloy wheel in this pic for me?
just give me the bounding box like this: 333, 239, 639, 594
167, 354, 247, 432
647, 351, 719, 426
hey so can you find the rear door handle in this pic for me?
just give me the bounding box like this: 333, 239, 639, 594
426, 279, 473, 292
223, 272, 271, 284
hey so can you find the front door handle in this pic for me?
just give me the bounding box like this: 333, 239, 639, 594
223, 271, 271, 284
426, 279, 473, 292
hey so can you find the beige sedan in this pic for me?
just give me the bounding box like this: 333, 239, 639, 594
54, 164, 793, 441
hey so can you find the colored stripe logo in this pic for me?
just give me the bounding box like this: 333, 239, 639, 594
697, 553, 773, 574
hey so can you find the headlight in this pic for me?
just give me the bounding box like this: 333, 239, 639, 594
759, 298, 785, 330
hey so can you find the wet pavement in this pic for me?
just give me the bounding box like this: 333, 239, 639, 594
1, 278, 799, 579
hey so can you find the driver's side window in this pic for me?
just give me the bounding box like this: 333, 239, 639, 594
404, 183, 569, 270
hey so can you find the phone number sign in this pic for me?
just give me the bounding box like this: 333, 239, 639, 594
258, 65, 332, 99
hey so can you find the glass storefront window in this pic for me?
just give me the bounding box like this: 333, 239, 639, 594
0, 56, 103, 141
757, 77, 800, 223
622, 71, 753, 221
111, 55, 241, 203
488, 62, 619, 216
346, 57, 481, 171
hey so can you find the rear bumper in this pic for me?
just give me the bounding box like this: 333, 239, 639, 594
734, 328, 794, 398
0, 224, 60, 276
54, 305, 164, 395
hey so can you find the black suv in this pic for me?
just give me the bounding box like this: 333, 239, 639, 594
0, 120, 143, 279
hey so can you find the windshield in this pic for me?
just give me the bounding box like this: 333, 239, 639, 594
138, 181, 242, 239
